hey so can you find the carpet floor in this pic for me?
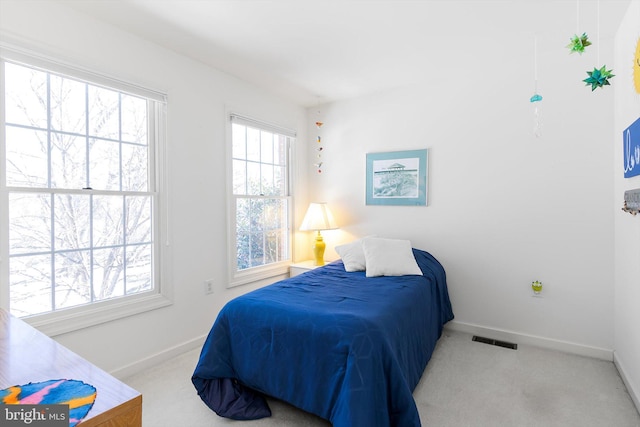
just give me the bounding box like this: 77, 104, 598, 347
123, 330, 640, 426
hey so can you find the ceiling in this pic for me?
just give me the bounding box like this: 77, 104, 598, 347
59, 0, 630, 107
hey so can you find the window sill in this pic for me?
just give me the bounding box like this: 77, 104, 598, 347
229, 262, 291, 288
23, 292, 172, 337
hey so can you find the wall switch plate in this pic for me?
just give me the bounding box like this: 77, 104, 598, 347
204, 280, 214, 294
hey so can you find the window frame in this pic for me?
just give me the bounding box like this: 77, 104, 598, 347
226, 113, 295, 287
0, 44, 172, 336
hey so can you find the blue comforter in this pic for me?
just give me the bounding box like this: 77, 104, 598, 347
192, 249, 453, 426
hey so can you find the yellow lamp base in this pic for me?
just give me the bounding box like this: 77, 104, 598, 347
312, 231, 326, 266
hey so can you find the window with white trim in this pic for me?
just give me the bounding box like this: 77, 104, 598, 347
1, 50, 169, 330
229, 114, 293, 285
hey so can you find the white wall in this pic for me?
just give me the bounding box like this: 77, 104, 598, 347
0, 1, 308, 374
614, 0, 640, 409
307, 3, 621, 356
0, 0, 633, 382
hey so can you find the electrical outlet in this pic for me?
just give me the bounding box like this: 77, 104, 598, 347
204, 280, 214, 295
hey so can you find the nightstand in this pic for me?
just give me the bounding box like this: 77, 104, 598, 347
290, 260, 324, 277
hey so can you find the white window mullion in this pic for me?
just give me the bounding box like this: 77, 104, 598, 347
47, 73, 53, 188
47, 73, 55, 313
89, 192, 95, 303
122, 195, 128, 295
49, 193, 56, 312
118, 92, 123, 192
84, 81, 90, 189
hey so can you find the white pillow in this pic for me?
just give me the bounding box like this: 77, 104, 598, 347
335, 238, 368, 272
361, 238, 422, 277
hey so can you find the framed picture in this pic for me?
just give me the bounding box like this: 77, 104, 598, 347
366, 149, 428, 206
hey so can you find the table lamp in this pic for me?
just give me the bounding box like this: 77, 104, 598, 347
299, 202, 338, 266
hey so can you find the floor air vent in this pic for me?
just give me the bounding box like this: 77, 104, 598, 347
472, 335, 518, 350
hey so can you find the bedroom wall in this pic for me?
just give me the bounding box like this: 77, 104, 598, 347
305, 2, 622, 356
0, 0, 632, 380
0, 1, 309, 374
613, 0, 640, 410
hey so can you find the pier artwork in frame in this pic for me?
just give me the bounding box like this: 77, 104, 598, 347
366, 149, 427, 206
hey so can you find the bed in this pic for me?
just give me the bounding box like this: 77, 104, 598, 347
192, 246, 454, 427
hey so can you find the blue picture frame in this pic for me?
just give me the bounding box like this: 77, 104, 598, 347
366, 149, 428, 206
623, 117, 640, 178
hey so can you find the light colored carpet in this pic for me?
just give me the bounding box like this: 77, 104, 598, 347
124, 330, 640, 426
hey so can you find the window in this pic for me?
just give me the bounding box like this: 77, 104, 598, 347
0, 49, 169, 333
229, 114, 294, 285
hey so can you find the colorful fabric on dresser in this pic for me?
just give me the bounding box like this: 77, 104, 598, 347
0, 379, 96, 427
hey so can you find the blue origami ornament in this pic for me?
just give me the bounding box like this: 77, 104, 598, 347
583, 65, 615, 91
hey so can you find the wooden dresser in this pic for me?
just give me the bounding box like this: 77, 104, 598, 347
0, 308, 142, 426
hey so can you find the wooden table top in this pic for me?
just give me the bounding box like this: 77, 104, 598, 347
0, 308, 142, 427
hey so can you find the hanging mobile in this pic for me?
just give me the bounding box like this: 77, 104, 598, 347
315, 112, 324, 173
530, 35, 543, 138
567, 0, 591, 55
583, 0, 614, 91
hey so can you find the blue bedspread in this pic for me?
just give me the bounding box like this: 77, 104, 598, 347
192, 249, 453, 426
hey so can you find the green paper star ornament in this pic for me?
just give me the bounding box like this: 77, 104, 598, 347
567, 33, 591, 54
583, 65, 615, 91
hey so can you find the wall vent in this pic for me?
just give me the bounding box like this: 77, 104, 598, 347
472, 335, 518, 350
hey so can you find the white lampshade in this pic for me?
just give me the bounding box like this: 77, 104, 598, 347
299, 202, 338, 231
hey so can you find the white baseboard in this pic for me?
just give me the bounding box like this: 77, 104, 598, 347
613, 352, 640, 416
445, 320, 614, 361
109, 334, 207, 380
